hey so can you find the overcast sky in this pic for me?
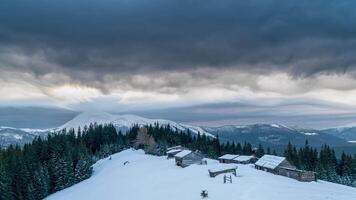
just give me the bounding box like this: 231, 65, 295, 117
1, 0, 356, 128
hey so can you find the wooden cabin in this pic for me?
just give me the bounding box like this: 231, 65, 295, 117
218, 154, 239, 163
277, 167, 316, 182
233, 155, 257, 164
174, 150, 204, 168
166, 146, 185, 159
255, 155, 296, 173
255, 155, 316, 182
167, 145, 183, 151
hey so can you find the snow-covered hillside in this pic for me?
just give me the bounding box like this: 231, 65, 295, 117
0, 126, 48, 147
46, 149, 356, 200
58, 111, 214, 137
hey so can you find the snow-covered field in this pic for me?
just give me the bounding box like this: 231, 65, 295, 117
46, 149, 356, 200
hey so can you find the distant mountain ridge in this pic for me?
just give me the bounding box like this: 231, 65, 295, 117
57, 111, 214, 137
322, 126, 356, 142
202, 124, 351, 148
1, 111, 356, 151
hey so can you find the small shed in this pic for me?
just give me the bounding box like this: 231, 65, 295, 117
277, 167, 316, 182
166, 149, 183, 159
218, 154, 239, 163
166, 146, 185, 159
208, 164, 238, 177
175, 150, 204, 168
254, 155, 295, 173
233, 155, 257, 164
255, 155, 316, 182
167, 145, 183, 151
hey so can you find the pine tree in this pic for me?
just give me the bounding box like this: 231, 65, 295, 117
255, 144, 265, 158
0, 163, 13, 200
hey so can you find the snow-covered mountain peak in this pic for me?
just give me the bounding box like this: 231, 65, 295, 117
57, 111, 215, 137
58, 111, 118, 130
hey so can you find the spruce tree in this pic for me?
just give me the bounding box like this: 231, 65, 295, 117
256, 144, 265, 158
0, 163, 13, 200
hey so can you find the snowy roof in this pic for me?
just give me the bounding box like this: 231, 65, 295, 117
167, 145, 182, 151
255, 155, 285, 170
218, 154, 239, 160
166, 149, 182, 154
174, 150, 192, 158
233, 155, 254, 162
209, 164, 238, 173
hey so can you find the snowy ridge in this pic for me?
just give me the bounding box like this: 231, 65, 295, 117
58, 111, 215, 137
301, 132, 318, 136
46, 149, 356, 200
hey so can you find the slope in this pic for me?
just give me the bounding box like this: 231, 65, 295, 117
46, 149, 356, 200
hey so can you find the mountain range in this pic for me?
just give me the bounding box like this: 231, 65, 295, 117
1, 111, 356, 153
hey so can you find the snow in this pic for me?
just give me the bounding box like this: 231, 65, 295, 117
174, 150, 192, 158
13, 134, 23, 140
255, 155, 286, 170
233, 155, 254, 162
301, 132, 318, 136
46, 149, 356, 200
209, 164, 238, 173
219, 154, 239, 160
271, 124, 282, 128
167, 145, 182, 151
57, 111, 215, 137
166, 149, 182, 154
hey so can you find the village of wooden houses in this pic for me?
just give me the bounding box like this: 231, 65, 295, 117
166, 145, 316, 182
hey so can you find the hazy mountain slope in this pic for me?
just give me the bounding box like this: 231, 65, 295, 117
203, 124, 350, 147
1, 111, 355, 151
0, 127, 48, 147
322, 127, 356, 142
0, 106, 78, 129
46, 149, 356, 200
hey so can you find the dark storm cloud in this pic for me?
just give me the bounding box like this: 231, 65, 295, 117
1, 0, 356, 79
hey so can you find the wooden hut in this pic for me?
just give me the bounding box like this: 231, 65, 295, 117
167, 145, 183, 151
254, 155, 295, 173
277, 167, 316, 182
255, 155, 316, 182
233, 155, 257, 164
166, 146, 185, 159
218, 154, 239, 163
174, 150, 204, 168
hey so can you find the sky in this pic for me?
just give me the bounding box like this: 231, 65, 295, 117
1, 0, 356, 128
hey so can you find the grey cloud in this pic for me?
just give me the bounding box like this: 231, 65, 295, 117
1, 0, 356, 84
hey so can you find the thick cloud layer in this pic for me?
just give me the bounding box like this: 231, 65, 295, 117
1, 0, 356, 127
1, 0, 356, 79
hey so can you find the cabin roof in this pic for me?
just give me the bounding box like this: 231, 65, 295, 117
167, 145, 182, 151
218, 154, 239, 160
166, 149, 182, 154
174, 150, 192, 158
255, 155, 286, 170
233, 155, 254, 162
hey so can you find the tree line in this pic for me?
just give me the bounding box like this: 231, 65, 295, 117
1, 122, 355, 200
0, 123, 130, 200
283, 141, 356, 187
